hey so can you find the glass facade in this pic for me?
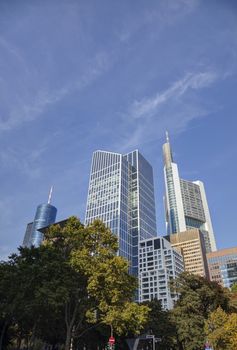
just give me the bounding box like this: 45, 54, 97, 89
22, 222, 33, 247
207, 251, 237, 288
180, 180, 206, 222
165, 167, 180, 233
221, 262, 237, 288
85, 150, 157, 276
24, 203, 57, 247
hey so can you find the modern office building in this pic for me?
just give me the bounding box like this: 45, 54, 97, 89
139, 236, 184, 309
22, 187, 57, 247
163, 132, 217, 253
22, 222, 33, 247
207, 247, 237, 288
166, 229, 209, 278
85, 150, 157, 276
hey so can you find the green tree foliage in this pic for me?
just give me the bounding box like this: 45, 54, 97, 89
224, 312, 237, 350
0, 217, 149, 350
170, 272, 230, 350
205, 307, 237, 350
229, 283, 237, 310
204, 307, 228, 350
141, 299, 177, 350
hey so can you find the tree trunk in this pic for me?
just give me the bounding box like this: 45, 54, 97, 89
29, 322, 37, 350
0, 319, 8, 350
65, 326, 72, 350
16, 336, 22, 350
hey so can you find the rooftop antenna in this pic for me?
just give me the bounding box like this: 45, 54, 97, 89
165, 130, 169, 143
48, 186, 53, 204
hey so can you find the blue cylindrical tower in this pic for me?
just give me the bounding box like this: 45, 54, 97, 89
23, 187, 57, 247
30, 203, 57, 246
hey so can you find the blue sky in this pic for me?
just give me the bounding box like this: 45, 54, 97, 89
0, 0, 237, 259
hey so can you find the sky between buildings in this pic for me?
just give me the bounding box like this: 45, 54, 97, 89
0, 0, 237, 260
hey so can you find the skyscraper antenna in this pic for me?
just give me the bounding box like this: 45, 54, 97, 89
166, 130, 169, 143
48, 186, 53, 204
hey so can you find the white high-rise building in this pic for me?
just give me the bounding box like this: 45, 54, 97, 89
163, 133, 217, 253
139, 237, 184, 309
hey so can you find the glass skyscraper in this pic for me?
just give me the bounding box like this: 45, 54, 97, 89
23, 189, 57, 247
85, 150, 157, 275
163, 132, 217, 253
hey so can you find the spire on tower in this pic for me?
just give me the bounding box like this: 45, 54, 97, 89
48, 186, 53, 204
163, 131, 173, 166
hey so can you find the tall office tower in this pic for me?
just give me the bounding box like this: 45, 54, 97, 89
167, 229, 209, 278
22, 187, 57, 247
163, 132, 217, 253
22, 222, 33, 247
85, 150, 157, 276
207, 247, 237, 288
139, 236, 184, 309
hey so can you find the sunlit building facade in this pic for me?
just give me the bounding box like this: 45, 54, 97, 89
23, 189, 57, 247
163, 132, 217, 253
207, 247, 237, 288
85, 150, 157, 275
139, 236, 184, 309
167, 228, 209, 278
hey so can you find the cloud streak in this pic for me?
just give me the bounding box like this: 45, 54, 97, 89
129, 71, 217, 120
119, 70, 218, 151
0, 49, 112, 132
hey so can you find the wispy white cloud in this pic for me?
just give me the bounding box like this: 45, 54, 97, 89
0, 132, 60, 179
129, 71, 217, 120
119, 70, 218, 151
117, 0, 199, 43
0, 49, 112, 132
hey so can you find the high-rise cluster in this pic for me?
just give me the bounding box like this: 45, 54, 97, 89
84, 149, 183, 307
23, 133, 237, 308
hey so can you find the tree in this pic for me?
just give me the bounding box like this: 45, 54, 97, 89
228, 283, 237, 310
141, 299, 177, 350
0, 260, 19, 350
0, 245, 70, 350
170, 272, 230, 350
0, 217, 149, 350
224, 312, 237, 350
205, 307, 237, 350
204, 307, 228, 350
68, 219, 149, 338
42, 217, 148, 349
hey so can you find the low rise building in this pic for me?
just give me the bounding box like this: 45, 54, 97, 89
139, 236, 184, 309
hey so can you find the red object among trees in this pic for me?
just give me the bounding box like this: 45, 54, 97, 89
109, 336, 115, 344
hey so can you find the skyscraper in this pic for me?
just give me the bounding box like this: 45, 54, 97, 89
163, 133, 217, 253
23, 187, 57, 247
85, 150, 157, 275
